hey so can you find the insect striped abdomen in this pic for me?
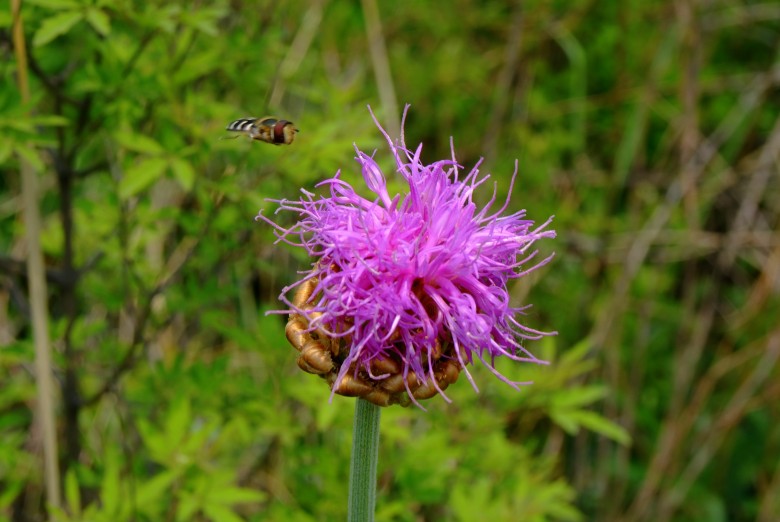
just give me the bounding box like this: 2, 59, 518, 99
226, 118, 258, 133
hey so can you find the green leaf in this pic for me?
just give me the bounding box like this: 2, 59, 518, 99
0, 481, 24, 510
137, 418, 169, 465
85, 8, 110, 36
136, 470, 179, 506
0, 11, 12, 29
64, 468, 81, 517
118, 157, 168, 199
14, 144, 46, 172
25, 0, 80, 9
202, 503, 244, 522
114, 132, 165, 154
33, 11, 83, 47
100, 453, 121, 516
549, 409, 580, 435
0, 140, 12, 164
1, 119, 37, 133
211, 486, 265, 504
170, 158, 195, 191
176, 495, 200, 522
552, 386, 607, 408
560, 338, 591, 365
165, 398, 192, 449
28, 115, 69, 127
181, 8, 227, 37
570, 410, 631, 446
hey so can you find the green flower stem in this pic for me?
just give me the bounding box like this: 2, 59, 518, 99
348, 398, 381, 522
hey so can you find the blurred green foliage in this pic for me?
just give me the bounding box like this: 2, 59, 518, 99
2, 0, 780, 521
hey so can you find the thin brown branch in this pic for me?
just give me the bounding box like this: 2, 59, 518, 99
481, 5, 524, 164
0, 254, 90, 288
11, 0, 61, 510
361, 0, 399, 138
719, 114, 780, 268
731, 242, 780, 329
591, 69, 773, 350
657, 330, 780, 518
25, 42, 80, 106
81, 199, 223, 408
702, 3, 780, 31
626, 331, 777, 520
269, 0, 324, 110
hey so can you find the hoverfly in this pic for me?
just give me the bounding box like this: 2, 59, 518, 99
224, 117, 299, 145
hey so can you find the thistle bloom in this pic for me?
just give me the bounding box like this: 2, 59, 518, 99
258, 106, 555, 407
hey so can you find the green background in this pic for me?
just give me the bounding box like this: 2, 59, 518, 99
2, 0, 779, 520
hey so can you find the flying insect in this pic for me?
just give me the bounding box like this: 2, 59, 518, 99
225, 117, 298, 145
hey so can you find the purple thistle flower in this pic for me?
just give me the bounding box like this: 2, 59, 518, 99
258, 105, 556, 407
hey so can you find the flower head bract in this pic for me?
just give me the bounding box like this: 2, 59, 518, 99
258, 106, 556, 407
